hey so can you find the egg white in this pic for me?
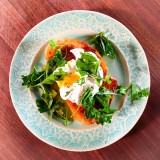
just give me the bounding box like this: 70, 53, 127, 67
60, 76, 99, 105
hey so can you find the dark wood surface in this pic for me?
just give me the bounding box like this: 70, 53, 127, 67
0, 0, 160, 159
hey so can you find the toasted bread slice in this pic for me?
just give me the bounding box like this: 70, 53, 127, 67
45, 38, 117, 125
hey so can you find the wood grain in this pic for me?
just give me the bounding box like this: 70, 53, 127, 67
0, 0, 160, 160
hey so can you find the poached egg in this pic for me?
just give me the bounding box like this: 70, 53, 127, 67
55, 48, 104, 105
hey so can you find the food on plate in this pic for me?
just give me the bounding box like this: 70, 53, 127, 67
21, 32, 149, 126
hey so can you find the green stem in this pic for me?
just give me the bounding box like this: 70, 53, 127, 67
65, 108, 69, 126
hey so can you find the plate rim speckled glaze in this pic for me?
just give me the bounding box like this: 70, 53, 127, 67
9, 10, 150, 151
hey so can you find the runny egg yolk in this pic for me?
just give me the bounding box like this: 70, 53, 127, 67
56, 72, 81, 88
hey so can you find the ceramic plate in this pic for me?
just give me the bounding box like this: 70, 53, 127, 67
10, 10, 150, 151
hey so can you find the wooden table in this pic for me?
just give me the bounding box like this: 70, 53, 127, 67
0, 0, 160, 159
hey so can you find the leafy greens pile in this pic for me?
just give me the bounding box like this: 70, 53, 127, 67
21, 33, 150, 126
22, 47, 71, 124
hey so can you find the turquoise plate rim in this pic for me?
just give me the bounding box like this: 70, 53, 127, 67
9, 10, 150, 151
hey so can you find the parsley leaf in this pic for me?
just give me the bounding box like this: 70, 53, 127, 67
89, 32, 116, 59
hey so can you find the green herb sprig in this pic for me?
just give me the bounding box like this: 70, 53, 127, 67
89, 32, 116, 59
80, 87, 117, 125
49, 40, 56, 49
76, 52, 100, 76
100, 83, 150, 103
